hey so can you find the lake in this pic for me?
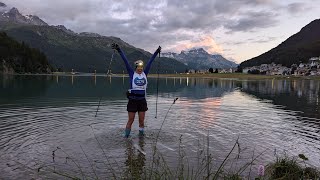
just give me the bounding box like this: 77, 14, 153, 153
0, 75, 319, 179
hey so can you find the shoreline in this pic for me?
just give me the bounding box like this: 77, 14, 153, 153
1, 72, 320, 80
146, 73, 320, 80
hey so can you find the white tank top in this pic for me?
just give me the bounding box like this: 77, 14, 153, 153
131, 72, 147, 91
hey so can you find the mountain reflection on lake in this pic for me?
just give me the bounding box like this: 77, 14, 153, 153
0, 75, 319, 179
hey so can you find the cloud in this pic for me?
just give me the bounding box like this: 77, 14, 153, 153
224, 11, 279, 33
167, 35, 224, 54
2, 0, 280, 34
251, 36, 278, 43
213, 0, 275, 14
287, 3, 310, 15
223, 36, 279, 46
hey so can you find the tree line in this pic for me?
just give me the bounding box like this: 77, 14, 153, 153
0, 32, 52, 73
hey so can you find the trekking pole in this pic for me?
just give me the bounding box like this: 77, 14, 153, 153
95, 97, 101, 117
107, 50, 116, 75
155, 50, 160, 118
95, 49, 116, 117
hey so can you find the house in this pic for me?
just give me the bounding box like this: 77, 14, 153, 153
220, 68, 234, 73
309, 57, 320, 67
243, 68, 250, 73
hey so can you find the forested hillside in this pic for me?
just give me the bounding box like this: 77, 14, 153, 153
0, 32, 52, 73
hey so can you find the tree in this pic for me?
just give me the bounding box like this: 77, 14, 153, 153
291, 66, 297, 74
248, 69, 260, 74
209, 67, 214, 73
214, 69, 218, 73
235, 65, 243, 73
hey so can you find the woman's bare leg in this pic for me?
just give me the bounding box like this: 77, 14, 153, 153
126, 112, 136, 129
138, 111, 145, 128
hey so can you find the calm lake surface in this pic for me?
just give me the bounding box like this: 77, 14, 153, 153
0, 75, 319, 179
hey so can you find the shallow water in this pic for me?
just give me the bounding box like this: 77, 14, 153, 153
0, 75, 319, 179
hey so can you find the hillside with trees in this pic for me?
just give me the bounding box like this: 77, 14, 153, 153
0, 23, 188, 74
240, 19, 320, 68
0, 31, 52, 74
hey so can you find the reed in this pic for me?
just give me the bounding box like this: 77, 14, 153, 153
264, 154, 319, 180
16, 135, 320, 179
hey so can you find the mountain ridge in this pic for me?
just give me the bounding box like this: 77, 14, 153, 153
240, 19, 320, 67
163, 48, 238, 70
0, 3, 188, 73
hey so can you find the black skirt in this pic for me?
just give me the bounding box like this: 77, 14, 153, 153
127, 99, 148, 112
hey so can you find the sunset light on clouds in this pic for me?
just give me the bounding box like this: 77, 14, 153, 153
170, 35, 224, 55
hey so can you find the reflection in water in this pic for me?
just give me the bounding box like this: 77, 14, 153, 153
1, 75, 318, 119
239, 79, 320, 156
0, 75, 54, 104
199, 98, 221, 129
187, 77, 189, 86
72, 75, 74, 85
240, 79, 320, 119
1, 75, 319, 120
124, 137, 146, 179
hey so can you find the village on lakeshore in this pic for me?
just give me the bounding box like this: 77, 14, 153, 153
242, 56, 320, 76
185, 56, 320, 76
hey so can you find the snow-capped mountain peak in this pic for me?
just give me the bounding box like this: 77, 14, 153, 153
8, 7, 19, 14
162, 52, 178, 59
0, 4, 48, 26
163, 48, 237, 69
186, 48, 208, 54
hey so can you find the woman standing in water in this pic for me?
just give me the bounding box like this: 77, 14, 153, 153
112, 43, 161, 138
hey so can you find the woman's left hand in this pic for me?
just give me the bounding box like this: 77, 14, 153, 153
157, 46, 161, 53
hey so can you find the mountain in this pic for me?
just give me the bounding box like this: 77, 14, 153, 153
240, 19, 320, 68
0, 31, 52, 74
0, 3, 188, 73
162, 48, 238, 70
0, 6, 48, 26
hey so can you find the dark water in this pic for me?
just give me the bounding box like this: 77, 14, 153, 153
0, 75, 319, 179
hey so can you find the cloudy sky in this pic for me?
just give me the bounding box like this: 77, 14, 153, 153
2, 0, 320, 63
